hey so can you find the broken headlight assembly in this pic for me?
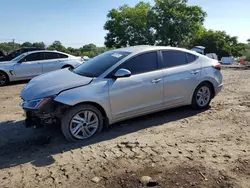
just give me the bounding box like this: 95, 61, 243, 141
21, 96, 54, 110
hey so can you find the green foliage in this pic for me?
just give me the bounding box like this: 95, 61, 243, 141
104, 2, 154, 48
67, 47, 81, 56
81, 46, 109, 58
104, 0, 248, 59
32, 42, 46, 48
0, 42, 21, 52
188, 29, 246, 59
104, 0, 206, 48
150, 0, 206, 46
0, 0, 248, 61
0, 41, 108, 58
242, 41, 250, 61
21, 41, 45, 48
47, 41, 70, 53
81, 44, 97, 51
66, 45, 109, 58
21, 42, 33, 47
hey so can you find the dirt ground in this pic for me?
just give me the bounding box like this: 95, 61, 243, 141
0, 67, 250, 188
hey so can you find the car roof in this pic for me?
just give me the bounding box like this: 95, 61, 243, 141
113, 45, 202, 56
18, 47, 45, 50
22, 50, 72, 56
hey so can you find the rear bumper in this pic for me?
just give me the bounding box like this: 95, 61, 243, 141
214, 83, 223, 96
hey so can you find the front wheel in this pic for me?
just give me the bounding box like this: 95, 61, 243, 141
0, 71, 9, 86
192, 83, 212, 109
61, 104, 103, 141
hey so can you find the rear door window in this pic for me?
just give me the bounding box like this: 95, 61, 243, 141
161, 50, 188, 68
44, 52, 60, 60
186, 53, 198, 63
57, 53, 68, 58
121, 52, 158, 75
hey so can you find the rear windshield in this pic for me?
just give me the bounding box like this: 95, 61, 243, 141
73, 51, 131, 77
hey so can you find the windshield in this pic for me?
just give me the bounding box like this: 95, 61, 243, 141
12, 54, 26, 62
73, 51, 131, 77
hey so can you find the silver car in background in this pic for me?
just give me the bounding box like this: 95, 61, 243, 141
20, 46, 223, 141
0, 50, 82, 86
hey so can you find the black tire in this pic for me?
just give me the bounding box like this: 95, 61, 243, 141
0, 71, 9, 86
61, 104, 103, 142
192, 82, 212, 109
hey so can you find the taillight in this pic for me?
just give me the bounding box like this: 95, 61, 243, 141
212, 63, 221, 71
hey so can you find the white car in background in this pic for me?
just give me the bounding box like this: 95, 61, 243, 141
0, 50, 83, 86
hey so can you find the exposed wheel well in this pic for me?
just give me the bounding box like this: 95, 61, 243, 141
62, 65, 74, 69
198, 81, 215, 98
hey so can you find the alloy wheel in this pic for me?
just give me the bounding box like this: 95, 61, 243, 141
196, 86, 211, 107
69, 110, 99, 140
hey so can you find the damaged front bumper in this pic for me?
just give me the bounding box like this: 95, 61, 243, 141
24, 109, 54, 128
21, 98, 68, 128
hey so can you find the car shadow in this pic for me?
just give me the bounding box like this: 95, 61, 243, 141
2, 80, 29, 87
0, 106, 208, 169
222, 65, 250, 71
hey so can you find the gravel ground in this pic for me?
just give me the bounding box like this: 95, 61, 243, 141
0, 67, 250, 188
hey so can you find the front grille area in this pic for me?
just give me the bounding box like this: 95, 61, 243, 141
24, 111, 42, 128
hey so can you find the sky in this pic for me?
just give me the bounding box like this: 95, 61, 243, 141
0, 0, 249, 47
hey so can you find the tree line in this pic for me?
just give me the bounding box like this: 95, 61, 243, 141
0, 0, 249, 60
0, 41, 108, 58
104, 0, 247, 59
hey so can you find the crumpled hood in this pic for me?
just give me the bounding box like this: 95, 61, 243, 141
21, 69, 93, 101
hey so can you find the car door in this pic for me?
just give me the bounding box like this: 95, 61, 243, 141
13, 52, 43, 79
108, 51, 164, 121
160, 50, 201, 107
42, 52, 66, 73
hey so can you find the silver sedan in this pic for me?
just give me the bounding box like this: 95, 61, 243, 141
0, 50, 82, 86
20, 46, 223, 141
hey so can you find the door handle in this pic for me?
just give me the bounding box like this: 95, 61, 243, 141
191, 70, 200, 75
151, 78, 161, 83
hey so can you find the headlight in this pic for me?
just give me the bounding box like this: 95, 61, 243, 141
21, 97, 51, 109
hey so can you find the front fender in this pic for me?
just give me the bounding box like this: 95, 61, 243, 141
54, 79, 112, 120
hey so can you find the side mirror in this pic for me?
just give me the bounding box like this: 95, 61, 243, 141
114, 68, 131, 78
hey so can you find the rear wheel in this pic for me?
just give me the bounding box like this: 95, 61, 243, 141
192, 83, 212, 109
0, 71, 9, 86
61, 104, 103, 141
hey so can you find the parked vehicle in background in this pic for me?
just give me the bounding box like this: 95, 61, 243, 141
0, 50, 82, 86
0, 50, 7, 58
191, 46, 206, 54
0, 47, 45, 62
20, 45, 223, 141
81, 55, 90, 62
206, 53, 218, 60
191, 46, 218, 60
221, 57, 234, 65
